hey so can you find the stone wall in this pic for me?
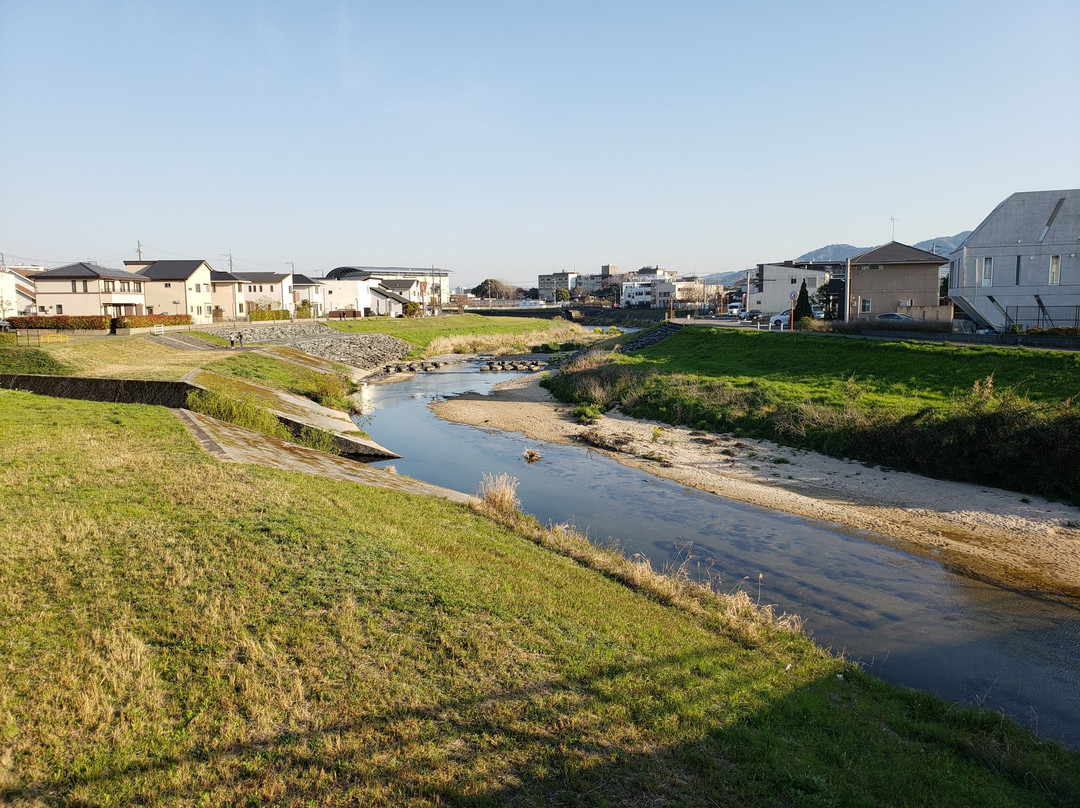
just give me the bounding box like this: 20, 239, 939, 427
0, 374, 197, 408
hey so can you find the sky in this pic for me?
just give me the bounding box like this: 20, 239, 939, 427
1, 1, 1078, 290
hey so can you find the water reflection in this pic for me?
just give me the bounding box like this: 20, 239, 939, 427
355, 365, 1080, 747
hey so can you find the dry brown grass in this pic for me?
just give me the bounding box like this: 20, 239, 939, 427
425, 322, 590, 357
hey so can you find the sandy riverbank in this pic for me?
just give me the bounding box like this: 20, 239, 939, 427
431, 372, 1080, 599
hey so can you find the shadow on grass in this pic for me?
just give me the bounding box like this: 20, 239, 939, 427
6, 649, 1076, 807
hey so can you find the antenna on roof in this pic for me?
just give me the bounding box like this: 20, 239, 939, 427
137, 240, 142, 261
890, 217, 899, 241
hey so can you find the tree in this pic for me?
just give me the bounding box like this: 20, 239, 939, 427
555, 287, 570, 302
471, 279, 512, 299
403, 301, 421, 317
793, 280, 813, 323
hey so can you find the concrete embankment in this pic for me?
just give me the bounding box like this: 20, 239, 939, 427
0, 372, 399, 460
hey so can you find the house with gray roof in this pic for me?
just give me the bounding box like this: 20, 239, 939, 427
33, 262, 147, 318
844, 242, 949, 322
232, 271, 294, 315
290, 274, 324, 318
209, 270, 248, 321
126, 260, 214, 323
948, 190, 1080, 330
326, 266, 450, 311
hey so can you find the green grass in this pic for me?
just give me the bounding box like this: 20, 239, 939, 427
0, 346, 72, 375
1, 389, 1077, 805
204, 352, 357, 410
326, 313, 591, 357
543, 328, 1080, 503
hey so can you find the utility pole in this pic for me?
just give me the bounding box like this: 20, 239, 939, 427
137, 240, 142, 260
890, 217, 899, 241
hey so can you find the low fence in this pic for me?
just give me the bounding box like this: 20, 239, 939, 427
1005, 305, 1080, 332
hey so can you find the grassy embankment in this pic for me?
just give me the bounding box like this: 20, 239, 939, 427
326, 313, 596, 357
543, 328, 1080, 505
1, 389, 1077, 805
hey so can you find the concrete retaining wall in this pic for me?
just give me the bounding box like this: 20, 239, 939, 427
0, 374, 198, 408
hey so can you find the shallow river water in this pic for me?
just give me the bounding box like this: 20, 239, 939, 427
356, 364, 1080, 748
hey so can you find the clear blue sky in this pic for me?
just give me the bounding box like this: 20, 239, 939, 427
2, 1, 1077, 290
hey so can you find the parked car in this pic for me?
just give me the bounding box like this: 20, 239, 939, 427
739, 309, 763, 322
726, 303, 741, 317
768, 312, 791, 329
874, 312, 919, 323
0, 320, 10, 332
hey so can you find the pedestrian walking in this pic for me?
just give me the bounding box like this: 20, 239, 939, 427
237, 331, 244, 347
229, 332, 235, 348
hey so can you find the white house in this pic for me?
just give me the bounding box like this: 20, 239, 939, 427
32, 263, 146, 318
291, 274, 325, 317
325, 266, 451, 312
232, 272, 295, 315
948, 190, 1080, 330
127, 260, 215, 323
746, 262, 832, 316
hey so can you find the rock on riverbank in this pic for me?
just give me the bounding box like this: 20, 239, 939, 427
208, 324, 410, 370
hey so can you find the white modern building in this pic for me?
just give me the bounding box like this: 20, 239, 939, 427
745, 262, 834, 316
233, 272, 295, 315
948, 190, 1080, 330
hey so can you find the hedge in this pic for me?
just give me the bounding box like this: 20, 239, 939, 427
250, 309, 291, 322
7, 315, 110, 330
113, 314, 193, 328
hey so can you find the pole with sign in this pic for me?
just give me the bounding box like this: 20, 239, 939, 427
789, 291, 797, 330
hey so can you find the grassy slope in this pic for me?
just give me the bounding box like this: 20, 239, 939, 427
1, 389, 1077, 806
546, 328, 1080, 502
325, 314, 583, 356
630, 329, 1080, 410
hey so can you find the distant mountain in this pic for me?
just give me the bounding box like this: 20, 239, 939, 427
796, 232, 971, 263
701, 232, 971, 286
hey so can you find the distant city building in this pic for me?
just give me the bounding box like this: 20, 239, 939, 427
745, 261, 836, 315
538, 271, 579, 302
948, 190, 1080, 330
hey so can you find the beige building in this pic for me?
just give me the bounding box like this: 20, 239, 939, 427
31, 262, 146, 317
127, 260, 215, 323
210, 270, 248, 320
846, 242, 949, 321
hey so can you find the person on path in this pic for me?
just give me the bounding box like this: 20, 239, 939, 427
237, 331, 244, 347
229, 332, 235, 348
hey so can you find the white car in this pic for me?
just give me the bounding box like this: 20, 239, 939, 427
769, 312, 791, 329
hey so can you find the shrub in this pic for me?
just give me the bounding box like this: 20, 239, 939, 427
113, 314, 193, 328
185, 389, 291, 441
7, 315, 110, 331
250, 309, 291, 322
572, 402, 603, 424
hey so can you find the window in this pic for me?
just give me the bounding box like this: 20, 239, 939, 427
104, 280, 115, 292
196, 306, 202, 315
238, 304, 244, 313
982, 256, 992, 286
194, 283, 201, 292
1015, 256, 1021, 285
71, 280, 78, 292
134, 282, 141, 292
82, 280, 88, 293
164, 282, 171, 288
120, 281, 130, 292
269, 285, 274, 292
259, 285, 264, 292
861, 298, 872, 313
1050, 255, 1061, 285
211, 283, 217, 292
56, 305, 63, 314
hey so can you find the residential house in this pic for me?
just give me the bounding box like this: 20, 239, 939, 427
1, 265, 43, 315
621, 281, 653, 307
746, 261, 835, 316
127, 260, 215, 323
0, 269, 18, 319
209, 270, 248, 321
378, 278, 423, 305
369, 285, 410, 316
323, 275, 380, 315
233, 272, 294, 315
31, 263, 146, 317
844, 242, 949, 321
326, 266, 451, 312
291, 274, 325, 317
948, 190, 1080, 330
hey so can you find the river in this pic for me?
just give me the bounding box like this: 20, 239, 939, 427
355, 363, 1080, 748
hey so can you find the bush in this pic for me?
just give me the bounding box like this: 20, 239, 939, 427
113, 314, 193, 328
250, 309, 291, 322
7, 315, 110, 331
185, 389, 291, 441
572, 402, 604, 424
